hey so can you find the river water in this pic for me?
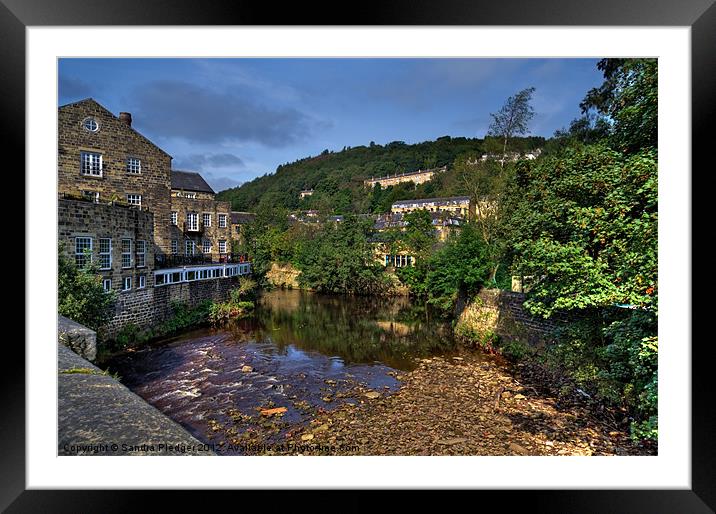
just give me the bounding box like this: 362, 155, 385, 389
106, 289, 459, 453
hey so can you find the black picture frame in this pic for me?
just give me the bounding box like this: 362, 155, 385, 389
5, 0, 711, 511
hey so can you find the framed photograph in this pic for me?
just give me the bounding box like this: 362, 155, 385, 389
8, 0, 710, 510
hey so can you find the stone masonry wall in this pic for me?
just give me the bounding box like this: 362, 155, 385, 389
457, 288, 562, 348
170, 194, 233, 261
102, 275, 241, 339
58, 198, 155, 292
58, 99, 173, 256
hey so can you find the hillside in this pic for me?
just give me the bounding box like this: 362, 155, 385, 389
216, 136, 545, 214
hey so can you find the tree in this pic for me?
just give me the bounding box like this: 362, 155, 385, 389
402, 209, 435, 259
487, 87, 536, 170
296, 216, 386, 294
58, 246, 116, 331
580, 58, 657, 153
399, 223, 491, 314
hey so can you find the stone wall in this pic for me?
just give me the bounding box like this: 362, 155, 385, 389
169, 194, 233, 261
265, 262, 301, 289
58, 99, 173, 255
58, 315, 97, 361
456, 288, 561, 348
102, 274, 241, 339
58, 198, 156, 292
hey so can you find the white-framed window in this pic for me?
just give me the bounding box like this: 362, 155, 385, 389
138, 274, 146, 289
136, 240, 146, 268
99, 238, 112, 270
82, 190, 100, 203
82, 117, 99, 132
171, 211, 178, 225
121, 239, 132, 268
218, 240, 227, 254
80, 151, 102, 177
102, 278, 112, 292
74, 237, 92, 267
218, 214, 228, 228
127, 157, 141, 174
187, 212, 199, 231
122, 276, 132, 291
203, 213, 212, 227
202, 240, 211, 254
186, 240, 195, 255
127, 194, 142, 207
171, 239, 178, 255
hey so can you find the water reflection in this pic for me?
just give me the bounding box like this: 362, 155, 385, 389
107, 290, 458, 453
238, 289, 457, 370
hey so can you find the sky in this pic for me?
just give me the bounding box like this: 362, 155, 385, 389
58, 58, 604, 192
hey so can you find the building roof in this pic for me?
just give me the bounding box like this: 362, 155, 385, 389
58, 98, 173, 158
392, 195, 470, 207
231, 211, 256, 225
171, 170, 215, 194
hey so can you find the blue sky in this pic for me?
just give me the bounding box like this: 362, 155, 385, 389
59, 58, 603, 192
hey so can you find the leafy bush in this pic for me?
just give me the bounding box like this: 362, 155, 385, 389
58, 246, 116, 331
498, 339, 532, 362
208, 300, 254, 325
400, 223, 491, 315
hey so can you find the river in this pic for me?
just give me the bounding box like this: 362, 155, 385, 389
106, 289, 461, 454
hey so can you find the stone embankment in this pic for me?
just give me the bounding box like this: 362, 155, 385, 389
58, 318, 212, 456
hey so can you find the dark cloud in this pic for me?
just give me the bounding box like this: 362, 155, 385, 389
129, 80, 314, 147
59, 76, 93, 102
174, 153, 244, 170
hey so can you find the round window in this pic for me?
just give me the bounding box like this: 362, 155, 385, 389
82, 117, 99, 132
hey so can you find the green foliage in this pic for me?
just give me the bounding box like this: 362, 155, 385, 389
295, 215, 388, 295
216, 136, 544, 212
496, 59, 658, 441
402, 209, 435, 258
542, 310, 657, 440
208, 278, 257, 324
504, 145, 657, 318
58, 246, 116, 331
498, 339, 532, 362
488, 87, 536, 142
208, 300, 254, 325
106, 301, 213, 351
454, 322, 499, 352
581, 58, 657, 153
399, 223, 491, 314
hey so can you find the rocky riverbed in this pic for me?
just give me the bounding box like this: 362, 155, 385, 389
231, 352, 656, 456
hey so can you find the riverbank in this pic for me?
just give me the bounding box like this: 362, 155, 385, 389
59, 343, 213, 455
272, 352, 655, 456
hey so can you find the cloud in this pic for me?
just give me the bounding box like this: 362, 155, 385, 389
129, 80, 315, 147
203, 173, 243, 193
174, 152, 245, 170
59, 76, 93, 102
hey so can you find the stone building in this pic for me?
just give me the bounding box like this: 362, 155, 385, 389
299, 189, 314, 199
391, 195, 472, 217
58, 198, 156, 294
58, 98, 173, 255
364, 166, 446, 188
169, 170, 233, 265
230, 211, 257, 249
58, 98, 250, 339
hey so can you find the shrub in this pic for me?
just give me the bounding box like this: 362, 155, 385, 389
58, 246, 116, 331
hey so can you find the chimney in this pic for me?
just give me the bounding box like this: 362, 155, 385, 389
119, 112, 132, 127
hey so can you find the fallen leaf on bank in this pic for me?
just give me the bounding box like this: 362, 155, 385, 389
260, 407, 287, 416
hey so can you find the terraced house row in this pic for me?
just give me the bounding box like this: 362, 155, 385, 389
57, 98, 251, 337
